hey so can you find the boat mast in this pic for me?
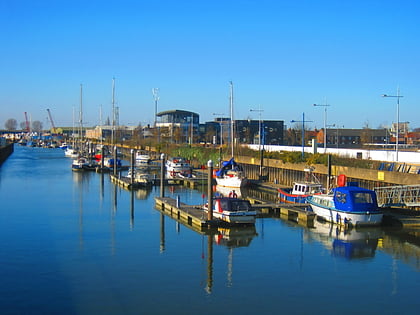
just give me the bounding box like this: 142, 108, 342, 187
229, 81, 234, 157
79, 84, 83, 151
111, 77, 115, 147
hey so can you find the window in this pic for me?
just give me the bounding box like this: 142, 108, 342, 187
353, 192, 373, 204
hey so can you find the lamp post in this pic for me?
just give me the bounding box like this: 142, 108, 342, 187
250, 106, 264, 150
250, 106, 264, 178
313, 101, 330, 153
213, 113, 225, 146
291, 112, 313, 159
382, 88, 403, 161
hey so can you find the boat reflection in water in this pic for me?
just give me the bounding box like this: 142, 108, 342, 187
214, 226, 257, 248
215, 185, 245, 199
306, 218, 382, 260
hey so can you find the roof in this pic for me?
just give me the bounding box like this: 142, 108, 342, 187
156, 109, 199, 117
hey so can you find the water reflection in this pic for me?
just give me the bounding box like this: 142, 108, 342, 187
305, 218, 382, 260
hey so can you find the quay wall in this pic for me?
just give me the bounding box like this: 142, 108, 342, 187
0, 143, 13, 166
237, 155, 420, 190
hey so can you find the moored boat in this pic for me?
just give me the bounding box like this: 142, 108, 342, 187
135, 153, 151, 166
166, 157, 192, 178
204, 197, 256, 225
71, 157, 89, 171
278, 182, 324, 203
307, 182, 383, 227
214, 158, 247, 188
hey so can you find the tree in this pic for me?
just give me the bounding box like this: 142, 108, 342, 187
5, 118, 17, 130
32, 120, 43, 133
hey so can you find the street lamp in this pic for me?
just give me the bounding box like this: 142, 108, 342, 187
250, 106, 264, 150
213, 113, 225, 146
250, 106, 264, 178
291, 112, 313, 159
313, 101, 330, 153
382, 88, 403, 161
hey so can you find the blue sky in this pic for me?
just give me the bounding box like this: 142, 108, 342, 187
1, 0, 419, 130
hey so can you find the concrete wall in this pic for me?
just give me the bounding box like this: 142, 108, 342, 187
0, 143, 14, 166
248, 144, 420, 164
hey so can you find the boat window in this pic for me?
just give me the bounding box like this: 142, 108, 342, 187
336, 191, 347, 203
353, 192, 373, 204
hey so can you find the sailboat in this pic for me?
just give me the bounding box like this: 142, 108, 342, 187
214, 82, 248, 188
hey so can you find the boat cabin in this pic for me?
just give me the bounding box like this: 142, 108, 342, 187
291, 182, 324, 195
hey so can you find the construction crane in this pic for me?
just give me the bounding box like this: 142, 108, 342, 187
46, 108, 57, 133
24, 112, 30, 132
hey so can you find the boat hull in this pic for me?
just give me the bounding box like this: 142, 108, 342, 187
278, 189, 309, 203
209, 210, 256, 224
215, 176, 247, 188
308, 203, 383, 226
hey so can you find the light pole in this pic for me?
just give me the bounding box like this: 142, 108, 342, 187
250, 106, 264, 178
313, 101, 330, 153
382, 88, 403, 161
291, 112, 313, 160
213, 113, 225, 146
250, 106, 264, 150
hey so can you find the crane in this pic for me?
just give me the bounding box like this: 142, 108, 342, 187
46, 108, 57, 133
24, 112, 30, 132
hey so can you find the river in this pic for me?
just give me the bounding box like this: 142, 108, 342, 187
0, 145, 418, 314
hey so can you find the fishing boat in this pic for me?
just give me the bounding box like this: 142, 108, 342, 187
278, 167, 325, 203
214, 158, 247, 188
278, 182, 324, 203
166, 157, 192, 178
71, 156, 89, 171
306, 178, 383, 226
203, 197, 256, 225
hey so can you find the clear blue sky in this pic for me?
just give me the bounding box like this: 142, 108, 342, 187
1, 0, 419, 131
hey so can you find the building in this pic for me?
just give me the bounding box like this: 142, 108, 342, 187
156, 110, 199, 144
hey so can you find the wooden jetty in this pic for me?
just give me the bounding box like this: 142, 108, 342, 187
111, 174, 207, 190
155, 197, 217, 229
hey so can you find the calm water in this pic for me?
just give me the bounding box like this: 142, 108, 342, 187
0, 146, 419, 315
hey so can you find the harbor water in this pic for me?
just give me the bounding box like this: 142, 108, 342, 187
0, 145, 419, 314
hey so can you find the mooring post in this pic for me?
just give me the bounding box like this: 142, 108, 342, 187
130, 149, 135, 185
101, 145, 105, 169
327, 154, 332, 190
207, 160, 213, 220
160, 153, 165, 198
113, 145, 117, 176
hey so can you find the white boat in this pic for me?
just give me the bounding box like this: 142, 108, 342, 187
166, 157, 192, 178
214, 158, 247, 188
135, 153, 151, 166
215, 185, 243, 198
307, 183, 383, 227
204, 197, 256, 225
71, 157, 89, 171
215, 82, 248, 188
125, 168, 152, 186
64, 147, 78, 158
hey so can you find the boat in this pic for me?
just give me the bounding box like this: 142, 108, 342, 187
215, 185, 243, 199
104, 158, 122, 169
71, 157, 89, 171
306, 179, 383, 227
166, 157, 192, 178
64, 146, 78, 158
214, 158, 247, 188
203, 197, 256, 225
278, 182, 324, 203
214, 82, 248, 188
59, 142, 68, 150
136, 153, 151, 166
278, 167, 325, 203
125, 168, 152, 186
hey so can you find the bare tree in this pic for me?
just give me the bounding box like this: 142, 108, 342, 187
5, 118, 17, 130
32, 120, 43, 133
